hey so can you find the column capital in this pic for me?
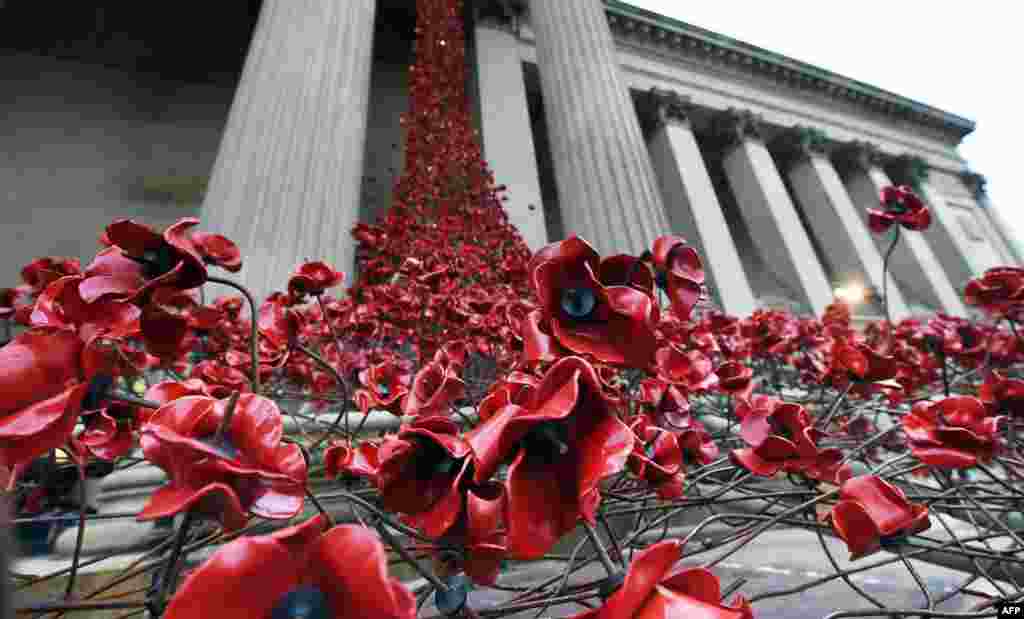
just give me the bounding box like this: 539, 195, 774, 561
960, 170, 988, 201
770, 125, 833, 168
708, 108, 766, 151
886, 154, 930, 192
472, 0, 525, 31
645, 87, 694, 131
833, 140, 886, 172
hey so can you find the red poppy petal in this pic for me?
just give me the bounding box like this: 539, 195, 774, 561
830, 500, 880, 560
0, 329, 83, 417
164, 535, 300, 619
308, 525, 416, 619
505, 450, 577, 560
600, 540, 682, 618
730, 448, 782, 477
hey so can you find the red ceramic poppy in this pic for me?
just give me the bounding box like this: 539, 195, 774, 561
401, 360, 465, 417
868, 185, 931, 234
163, 516, 415, 619
965, 267, 1024, 319
139, 379, 211, 424
354, 361, 410, 416
139, 394, 307, 530
20, 257, 81, 292
324, 440, 382, 482
655, 346, 719, 393
824, 474, 930, 560
903, 396, 1002, 468
466, 356, 634, 559
638, 379, 693, 431
628, 419, 685, 499
569, 539, 752, 619
651, 235, 705, 321
376, 416, 471, 538
288, 261, 345, 298
0, 329, 89, 468
80, 218, 207, 303
190, 232, 242, 273
77, 404, 136, 461
980, 370, 1024, 418
190, 361, 251, 399
731, 400, 848, 483
529, 236, 658, 366
717, 361, 754, 397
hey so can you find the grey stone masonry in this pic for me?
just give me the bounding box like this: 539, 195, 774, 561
645, 89, 756, 316
200, 0, 377, 301
527, 0, 672, 257
711, 110, 833, 316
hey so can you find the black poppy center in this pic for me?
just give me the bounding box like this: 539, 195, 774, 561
414, 438, 457, 480
128, 244, 178, 280
560, 287, 597, 320
524, 421, 570, 463
377, 383, 391, 398
82, 374, 115, 411
271, 586, 332, 619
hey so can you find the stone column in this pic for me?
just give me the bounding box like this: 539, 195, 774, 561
200, 0, 377, 301
711, 110, 832, 316
473, 6, 548, 251
526, 0, 671, 257
775, 128, 909, 320
837, 143, 967, 316
962, 171, 1022, 265
644, 90, 756, 316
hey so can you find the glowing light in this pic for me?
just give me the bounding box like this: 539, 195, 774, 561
834, 282, 867, 305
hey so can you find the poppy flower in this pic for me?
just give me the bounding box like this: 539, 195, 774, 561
868, 185, 931, 234
903, 396, 1002, 468
376, 417, 472, 538
827, 337, 900, 393
0, 329, 89, 468
716, 361, 754, 397
466, 356, 634, 559
324, 440, 382, 483
76, 403, 136, 461
824, 474, 930, 560
401, 361, 465, 418
568, 539, 752, 619
965, 267, 1024, 319
190, 361, 251, 399
288, 261, 345, 298
354, 361, 410, 416
731, 400, 848, 483
190, 232, 242, 273
139, 379, 211, 424
628, 419, 686, 499
980, 370, 1024, 418
139, 393, 307, 530
427, 478, 508, 586
529, 236, 658, 366
638, 379, 693, 431
651, 235, 705, 321
655, 346, 719, 393
80, 218, 207, 303
163, 515, 415, 619
20, 257, 81, 292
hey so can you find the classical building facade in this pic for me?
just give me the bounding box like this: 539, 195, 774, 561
1, 0, 1019, 319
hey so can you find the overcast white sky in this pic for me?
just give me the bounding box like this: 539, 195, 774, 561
628, 1, 1020, 239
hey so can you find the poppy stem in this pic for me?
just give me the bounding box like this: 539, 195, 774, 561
582, 520, 617, 577
153, 510, 195, 613
214, 390, 241, 445
206, 276, 260, 394
881, 225, 900, 330
374, 518, 449, 592
107, 390, 162, 411
817, 383, 854, 430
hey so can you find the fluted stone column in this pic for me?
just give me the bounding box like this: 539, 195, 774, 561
711, 110, 832, 316
962, 171, 1022, 266
775, 128, 909, 320
474, 8, 548, 251
837, 144, 966, 316
645, 90, 756, 316
527, 0, 671, 257
200, 0, 376, 301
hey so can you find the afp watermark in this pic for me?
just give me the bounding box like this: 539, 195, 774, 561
997, 601, 1024, 616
